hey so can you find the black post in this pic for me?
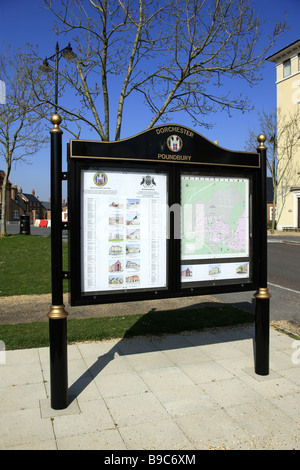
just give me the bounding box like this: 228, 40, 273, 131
254, 134, 271, 376
47, 114, 68, 410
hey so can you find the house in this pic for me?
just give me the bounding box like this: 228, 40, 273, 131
0, 170, 66, 226
267, 39, 300, 230
0, 171, 27, 222
20, 189, 46, 224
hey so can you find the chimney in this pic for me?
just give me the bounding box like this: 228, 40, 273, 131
11, 184, 17, 200
32, 189, 35, 196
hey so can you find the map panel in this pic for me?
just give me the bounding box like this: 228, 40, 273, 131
181, 176, 249, 260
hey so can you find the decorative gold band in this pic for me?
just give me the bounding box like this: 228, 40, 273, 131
254, 287, 271, 300
47, 304, 68, 320
50, 113, 63, 134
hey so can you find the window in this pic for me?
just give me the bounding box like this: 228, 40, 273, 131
13, 210, 19, 219
283, 59, 291, 78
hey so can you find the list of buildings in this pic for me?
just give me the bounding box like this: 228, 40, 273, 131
81, 169, 167, 293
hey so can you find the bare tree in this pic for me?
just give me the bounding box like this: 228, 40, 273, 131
34, 0, 286, 141
245, 108, 300, 233
0, 48, 48, 236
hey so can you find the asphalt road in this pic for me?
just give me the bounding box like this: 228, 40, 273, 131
215, 237, 300, 323
268, 242, 300, 292
1, 223, 51, 237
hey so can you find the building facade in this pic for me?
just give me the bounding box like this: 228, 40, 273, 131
267, 39, 300, 230
0, 171, 26, 222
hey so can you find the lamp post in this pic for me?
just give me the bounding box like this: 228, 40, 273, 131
40, 42, 76, 113
41, 42, 76, 410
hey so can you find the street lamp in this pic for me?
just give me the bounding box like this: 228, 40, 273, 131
39, 42, 76, 113
41, 42, 76, 410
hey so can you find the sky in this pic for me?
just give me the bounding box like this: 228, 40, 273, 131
0, 0, 300, 202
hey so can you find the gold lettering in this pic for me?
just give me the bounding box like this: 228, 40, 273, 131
156, 127, 194, 138
157, 154, 192, 161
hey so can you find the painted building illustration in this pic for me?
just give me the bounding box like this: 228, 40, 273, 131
126, 275, 140, 284
209, 265, 221, 276
109, 260, 123, 272
236, 264, 248, 274
126, 229, 140, 240
181, 267, 192, 277
109, 215, 124, 225
109, 276, 123, 285
126, 244, 140, 254
109, 245, 123, 255
126, 214, 140, 225
126, 260, 140, 269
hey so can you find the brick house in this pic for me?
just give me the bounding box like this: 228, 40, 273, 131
0, 170, 48, 224
0, 171, 27, 222
20, 189, 46, 224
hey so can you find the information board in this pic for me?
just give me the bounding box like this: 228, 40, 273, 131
68, 124, 261, 305
80, 168, 168, 294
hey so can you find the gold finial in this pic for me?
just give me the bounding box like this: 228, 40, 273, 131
50, 113, 63, 134
257, 134, 267, 150
47, 304, 68, 319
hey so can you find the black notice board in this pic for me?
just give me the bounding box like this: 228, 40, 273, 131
68, 124, 261, 306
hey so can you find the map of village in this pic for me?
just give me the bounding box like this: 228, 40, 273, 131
181, 176, 249, 259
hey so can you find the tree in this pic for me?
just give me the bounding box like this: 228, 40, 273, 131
33, 0, 286, 141
0, 48, 48, 236
245, 108, 300, 233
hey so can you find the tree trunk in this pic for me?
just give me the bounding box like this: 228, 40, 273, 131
0, 167, 10, 237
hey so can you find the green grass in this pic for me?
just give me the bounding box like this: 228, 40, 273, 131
0, 305, 254, 350
0, 234, 255, 350
0, 234, 68, 296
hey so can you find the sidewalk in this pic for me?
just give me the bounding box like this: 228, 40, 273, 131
0, 326, 299, 450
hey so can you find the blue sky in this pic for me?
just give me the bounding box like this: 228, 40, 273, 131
1, 0, 300, 201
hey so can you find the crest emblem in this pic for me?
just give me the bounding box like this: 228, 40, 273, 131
140, 175, 156, 188
94, 172, 108, 187
167, 135, 183, 152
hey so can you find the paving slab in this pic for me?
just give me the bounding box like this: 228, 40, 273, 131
0, 326, 300, 450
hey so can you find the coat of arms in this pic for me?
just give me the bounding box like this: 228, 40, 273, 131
167, 135, 183, 152
140, 175, 156, 188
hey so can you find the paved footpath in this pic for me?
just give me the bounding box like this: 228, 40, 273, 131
0, 326, 299, 450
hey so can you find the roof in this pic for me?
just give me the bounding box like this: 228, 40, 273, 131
266, 38, 300, 63
41, 201, 51, 211
22, 193, 41, 204
0, 170, 11, 185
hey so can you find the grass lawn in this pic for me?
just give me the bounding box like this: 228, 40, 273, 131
0, 234, 68, 296
0, 233, 255, 350
0, 305, 254, 350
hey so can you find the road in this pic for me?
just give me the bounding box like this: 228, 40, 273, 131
268, 241, 300, 292
1, 223, 51, 237
215, 237, 300, 323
